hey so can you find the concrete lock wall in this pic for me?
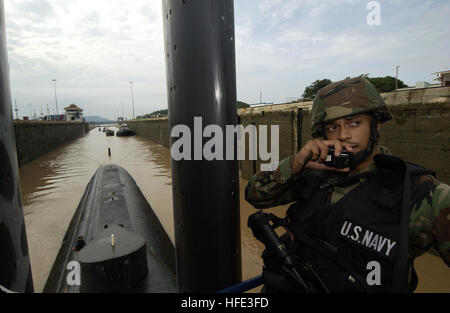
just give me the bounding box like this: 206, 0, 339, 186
127, 118, 170, 148
14, 121, 89, 167
127, 86, 450, 185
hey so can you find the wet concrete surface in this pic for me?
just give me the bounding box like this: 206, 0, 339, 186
19, 127, 450, 292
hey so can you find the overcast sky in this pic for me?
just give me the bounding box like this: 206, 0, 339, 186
4, 0, 449, 120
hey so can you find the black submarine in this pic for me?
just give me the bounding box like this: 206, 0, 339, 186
0, 0, 264, 293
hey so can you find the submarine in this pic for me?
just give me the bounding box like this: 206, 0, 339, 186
0, 0, 265, 293
43, 164, 177, 293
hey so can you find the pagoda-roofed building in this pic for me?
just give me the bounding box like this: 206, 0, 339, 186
64, 104, 84, 122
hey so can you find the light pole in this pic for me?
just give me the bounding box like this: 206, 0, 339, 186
395, 66, 400, 90
130, 81, 135, 119
14, 100, 19, 120
52, 79, 59, 115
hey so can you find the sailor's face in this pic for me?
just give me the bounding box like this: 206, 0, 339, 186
323, 114, 377, 154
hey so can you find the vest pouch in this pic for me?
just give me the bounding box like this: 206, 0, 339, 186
369, 176, 403, 212
370, 154, 407, 212
286, 201, 317, 237
315, 267, 364, 292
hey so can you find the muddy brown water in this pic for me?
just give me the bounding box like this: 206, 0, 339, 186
19, 128, 450, 293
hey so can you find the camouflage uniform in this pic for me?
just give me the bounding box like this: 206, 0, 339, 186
245, 78, 450, 288
246, 149, 450, 265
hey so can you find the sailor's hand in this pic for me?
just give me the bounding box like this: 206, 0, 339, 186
292, 139, 353, 174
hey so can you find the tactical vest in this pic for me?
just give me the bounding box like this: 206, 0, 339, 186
263, 154, 435, 293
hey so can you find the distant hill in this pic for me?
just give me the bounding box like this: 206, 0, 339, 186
84, 116, 115, 123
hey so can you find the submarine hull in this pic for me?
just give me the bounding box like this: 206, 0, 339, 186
44, 164, 177, 293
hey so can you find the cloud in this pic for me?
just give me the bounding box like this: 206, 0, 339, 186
3, 0, 450, 117
14, 0, 56, 21
5, 0, 166, 119
233, 0, 450, 104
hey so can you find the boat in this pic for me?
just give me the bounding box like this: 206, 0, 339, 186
116, 124, 136, 137
43, 165, 177, 293
105, 129, 114, 136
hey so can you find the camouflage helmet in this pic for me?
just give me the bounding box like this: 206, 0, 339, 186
311, 77, 392, 138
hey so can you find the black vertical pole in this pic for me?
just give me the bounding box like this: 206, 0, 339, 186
162, 0, 241, 292
0, 0, 34, 293
296, 108, 303, 152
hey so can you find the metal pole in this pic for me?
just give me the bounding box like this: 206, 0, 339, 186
395, 66, 400, 90
0, 0, 34, 292
14, 100, 18, 120
130, 81, 135, 120
28, 104, 32, 119
163, 0, 241, 292
52, 79, 59, 115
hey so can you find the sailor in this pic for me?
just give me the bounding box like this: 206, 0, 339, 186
245, 77, 450, 292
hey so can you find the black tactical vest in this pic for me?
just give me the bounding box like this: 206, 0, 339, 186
274, 155, 436, 293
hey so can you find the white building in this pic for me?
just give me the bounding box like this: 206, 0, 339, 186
433, 70, 450, 87
64, 104, 84, 122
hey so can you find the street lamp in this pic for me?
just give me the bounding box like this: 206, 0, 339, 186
130, 81, 135, 120
14, 100, 19, 120
395, 66, 400, 91
52, 79, 59, 115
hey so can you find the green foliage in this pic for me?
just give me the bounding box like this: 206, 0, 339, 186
302, 79, 333, 100
366, 76, 407, 92
305, 75, 408, 98
136, 109, 168, 119
237, 101, 250, 109
348, 74, 407, 92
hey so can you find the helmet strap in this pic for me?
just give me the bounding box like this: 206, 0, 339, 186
349, 117, 379, 168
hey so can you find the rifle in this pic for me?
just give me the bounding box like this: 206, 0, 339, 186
247, 210, 330, 293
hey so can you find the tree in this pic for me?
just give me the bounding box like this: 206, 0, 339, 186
345, 74, 408, 92
237, 101, 250, 109
136, 109, 168, 119
367, 76, 407, 93
302, 79, 333, 100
